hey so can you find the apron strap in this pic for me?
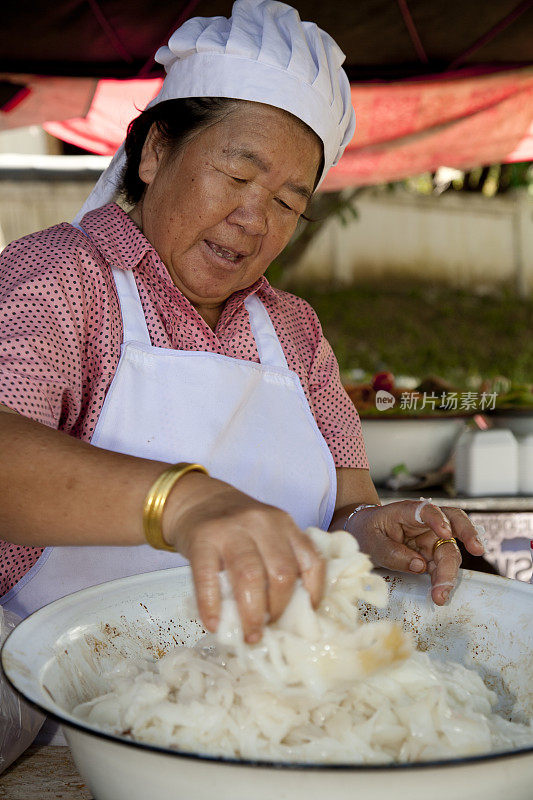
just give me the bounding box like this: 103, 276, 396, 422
73, 223, 150, 346
112, 273, 288, 363
244, 294, 288, 370
111, 268, 151, 345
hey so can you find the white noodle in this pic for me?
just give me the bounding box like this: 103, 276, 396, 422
73, 529, 533, 763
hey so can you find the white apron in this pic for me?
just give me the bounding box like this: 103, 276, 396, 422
2, 264, 337, 620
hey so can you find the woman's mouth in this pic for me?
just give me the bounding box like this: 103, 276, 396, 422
204, 240, 245, 265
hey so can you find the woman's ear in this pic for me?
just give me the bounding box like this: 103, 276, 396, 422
138, 123, 164, 186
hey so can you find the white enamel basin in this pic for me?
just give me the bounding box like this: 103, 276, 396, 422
2, 567, 532, 800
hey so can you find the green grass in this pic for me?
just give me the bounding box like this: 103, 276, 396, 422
284, 281, 533, 386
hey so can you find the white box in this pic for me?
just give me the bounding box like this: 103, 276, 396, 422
454, 429, 518, 496
517, 434, 533, 495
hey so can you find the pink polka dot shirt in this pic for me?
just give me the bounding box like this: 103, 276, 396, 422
0, 203, 367, 597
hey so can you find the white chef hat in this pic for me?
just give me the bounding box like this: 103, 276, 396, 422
73, 0, 355, 224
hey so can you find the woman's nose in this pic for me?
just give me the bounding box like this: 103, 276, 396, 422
227, 196, 269, 236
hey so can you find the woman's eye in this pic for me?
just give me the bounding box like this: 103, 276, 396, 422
276, 198, 295, 212
230, 175, 247, 184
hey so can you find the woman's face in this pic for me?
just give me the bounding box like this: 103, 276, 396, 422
132, 102, 322, 316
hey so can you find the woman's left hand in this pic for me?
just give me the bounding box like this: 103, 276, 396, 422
346, 500, 486, 604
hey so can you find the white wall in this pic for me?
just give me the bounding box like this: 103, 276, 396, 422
0, 126, 56, 155
0, 155, 110, 248
290, 188, 533, 296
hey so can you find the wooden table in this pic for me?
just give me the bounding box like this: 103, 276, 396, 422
0, 745, 92, 800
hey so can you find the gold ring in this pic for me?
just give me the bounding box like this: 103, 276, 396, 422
433, 537, 458, 556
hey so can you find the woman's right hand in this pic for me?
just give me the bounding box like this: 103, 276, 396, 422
163, 472, 325, 643
0, 410, 324, 642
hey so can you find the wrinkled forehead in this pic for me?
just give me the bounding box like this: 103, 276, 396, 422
187, 100, 324, 189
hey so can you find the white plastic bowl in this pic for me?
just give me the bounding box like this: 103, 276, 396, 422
361, 417, 466, 485
2, 567, 532, 800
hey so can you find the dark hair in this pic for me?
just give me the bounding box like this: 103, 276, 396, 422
119, 97, 324, 207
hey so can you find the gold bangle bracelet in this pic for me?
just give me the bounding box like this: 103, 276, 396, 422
143, 462, 209, 552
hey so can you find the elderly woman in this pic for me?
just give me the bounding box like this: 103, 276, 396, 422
0, 0, 484, 645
